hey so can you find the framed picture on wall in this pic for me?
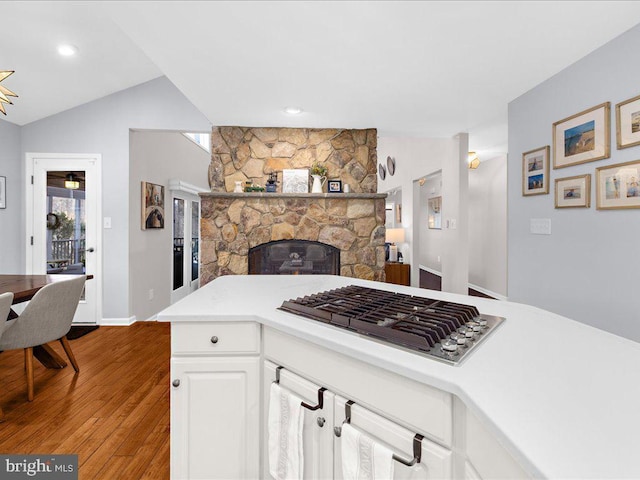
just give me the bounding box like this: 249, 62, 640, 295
522, 145, 550, 196
552, 102, 610, 168
141, 181, 165, 229
555, 174, 591, 208
328, 179, 342, 193
282, 169, 309, 193
615, 94, 640, 149
0, 176, 6, 209
595, 159, 640, 210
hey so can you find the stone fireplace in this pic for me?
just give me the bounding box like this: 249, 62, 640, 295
200, 127, 386, 285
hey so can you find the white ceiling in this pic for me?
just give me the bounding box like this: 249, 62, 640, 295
4, 1, 640, 157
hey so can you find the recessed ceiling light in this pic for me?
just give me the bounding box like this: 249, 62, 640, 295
283, 106, 303, 115
57, 44, 78, 57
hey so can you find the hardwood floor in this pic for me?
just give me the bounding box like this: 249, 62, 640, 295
419, 268, 496, 299
0, 322, 170, 479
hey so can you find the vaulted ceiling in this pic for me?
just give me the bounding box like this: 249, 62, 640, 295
3, 1, 640, 158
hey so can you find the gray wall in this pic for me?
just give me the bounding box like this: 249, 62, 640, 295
508, 24, 640, 341
0, 119, 22, 273
129, 130, 210, 321
469, 154, 507, 297
20, 77, 211, 320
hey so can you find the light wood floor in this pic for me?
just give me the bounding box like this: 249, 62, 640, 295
0, 322, 170, 479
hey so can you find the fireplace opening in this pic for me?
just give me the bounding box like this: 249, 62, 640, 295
248, 240, 340, 275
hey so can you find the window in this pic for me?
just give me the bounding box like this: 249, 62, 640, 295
183, 132, 211, 153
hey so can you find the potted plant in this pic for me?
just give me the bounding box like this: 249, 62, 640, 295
310, 163, 328, 193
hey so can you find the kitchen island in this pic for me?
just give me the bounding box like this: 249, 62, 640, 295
158, 275, 640, 479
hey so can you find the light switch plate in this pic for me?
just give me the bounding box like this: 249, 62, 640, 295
103, 217, 112, 229
530, 218, 551, 235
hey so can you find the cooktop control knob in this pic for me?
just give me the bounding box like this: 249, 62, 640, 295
450, 332, 467, 345
441, 339, 458, 353
459, 326, 474, 338
467, 322, 483, 333
476, 317, 488, 327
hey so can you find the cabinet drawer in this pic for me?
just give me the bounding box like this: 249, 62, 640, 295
172, 322, 260, 355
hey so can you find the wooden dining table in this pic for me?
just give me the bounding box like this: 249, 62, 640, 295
0, 273, 93, 369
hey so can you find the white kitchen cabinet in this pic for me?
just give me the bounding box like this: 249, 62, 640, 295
263, 361, 336, 479
170, 322, 260, 480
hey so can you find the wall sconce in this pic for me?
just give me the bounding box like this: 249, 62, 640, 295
0, 70, 18, 115
65, 173, 80, 190
385, 228, 405, 262
468, 152, 480, 169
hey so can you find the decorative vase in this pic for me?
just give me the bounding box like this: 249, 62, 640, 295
311, 174, 326, 193
234, 181, 243, 193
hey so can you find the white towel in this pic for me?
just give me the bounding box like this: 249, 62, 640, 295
268, 382, 305, 480
341, 423, 395, 480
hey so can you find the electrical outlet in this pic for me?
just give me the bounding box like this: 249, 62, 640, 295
149, 289, 154, 300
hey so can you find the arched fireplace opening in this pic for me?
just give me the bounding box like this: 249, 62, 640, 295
248, 240, 340, 275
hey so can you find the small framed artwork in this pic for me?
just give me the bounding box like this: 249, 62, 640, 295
282, 169, 309, 193
615, 94, 640, 149
141, 181, 165, 229
328, 179, 342, 193
0, 176, 6, 209
522, 146, 550, 196
555, 174, 591, 208
427, 196, 442, 229
553, 102, 610, 169
595, 159, 640, 210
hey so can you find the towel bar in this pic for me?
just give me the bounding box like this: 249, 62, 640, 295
334, 400, 423, 467
273, 365, 326, 411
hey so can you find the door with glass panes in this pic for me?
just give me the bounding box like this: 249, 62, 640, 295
171, 190, 200, 303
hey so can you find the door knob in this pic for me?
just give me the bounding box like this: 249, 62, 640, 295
86, 247, 95, 253
172, 379, 180, 387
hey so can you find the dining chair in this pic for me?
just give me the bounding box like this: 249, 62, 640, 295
0, 291, 15, 420
0, 276, 85, 402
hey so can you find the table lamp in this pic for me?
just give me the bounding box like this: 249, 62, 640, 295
385, 228, 405, 262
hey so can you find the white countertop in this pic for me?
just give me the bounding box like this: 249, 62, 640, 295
158, 275, 640, 479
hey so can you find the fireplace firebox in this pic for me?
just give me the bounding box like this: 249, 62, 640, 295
248, 240, 340, 276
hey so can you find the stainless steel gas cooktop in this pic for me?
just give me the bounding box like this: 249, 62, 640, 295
279, 285, 504, 365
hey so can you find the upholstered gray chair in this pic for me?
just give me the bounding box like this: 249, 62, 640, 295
0, 276, 85, 401
0, 291, 15, 420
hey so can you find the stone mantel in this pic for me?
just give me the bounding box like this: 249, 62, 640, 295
199, 192, 387, 200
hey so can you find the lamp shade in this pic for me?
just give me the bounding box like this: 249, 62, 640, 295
385, 228, 405, 244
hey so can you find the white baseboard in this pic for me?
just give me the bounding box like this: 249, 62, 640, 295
99, 315, 137, 326
418, 266, 507, 301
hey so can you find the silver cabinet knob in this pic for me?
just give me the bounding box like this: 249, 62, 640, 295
172, 379, 180, 387
210, 336, 219, 344
317, 417, 325, 428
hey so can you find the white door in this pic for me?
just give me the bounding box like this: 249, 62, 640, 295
26, 153, 102, 324
171, 185, 201, 304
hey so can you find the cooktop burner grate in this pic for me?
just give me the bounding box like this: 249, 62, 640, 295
279, 285, 504, 365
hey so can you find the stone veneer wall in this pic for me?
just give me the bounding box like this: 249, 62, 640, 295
200, 193, 386, 285
208, 127, 378, 193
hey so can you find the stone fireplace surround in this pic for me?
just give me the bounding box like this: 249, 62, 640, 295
200, 127, 386, 285
200, 192, 386, 285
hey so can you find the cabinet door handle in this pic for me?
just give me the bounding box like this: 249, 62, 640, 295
172, 379, 180, 387
210, 336, 219, 344
317, 417, 325, 428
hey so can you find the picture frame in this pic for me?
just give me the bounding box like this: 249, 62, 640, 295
0, 176, 5, 209
282, 169, 309, 193
522, 145, 550, 196
595, 159, 640, 210
552, 102, 610, 169
141, 181, 165, 229
554, 174, 591, 209
328, 179, 342, 193
615, 94, 640, 149
427, 196, 442, 229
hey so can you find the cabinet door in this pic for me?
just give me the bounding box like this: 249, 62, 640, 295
333, 395, 452, 480
263, 361, 335, 480
171, 357, 260, 480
